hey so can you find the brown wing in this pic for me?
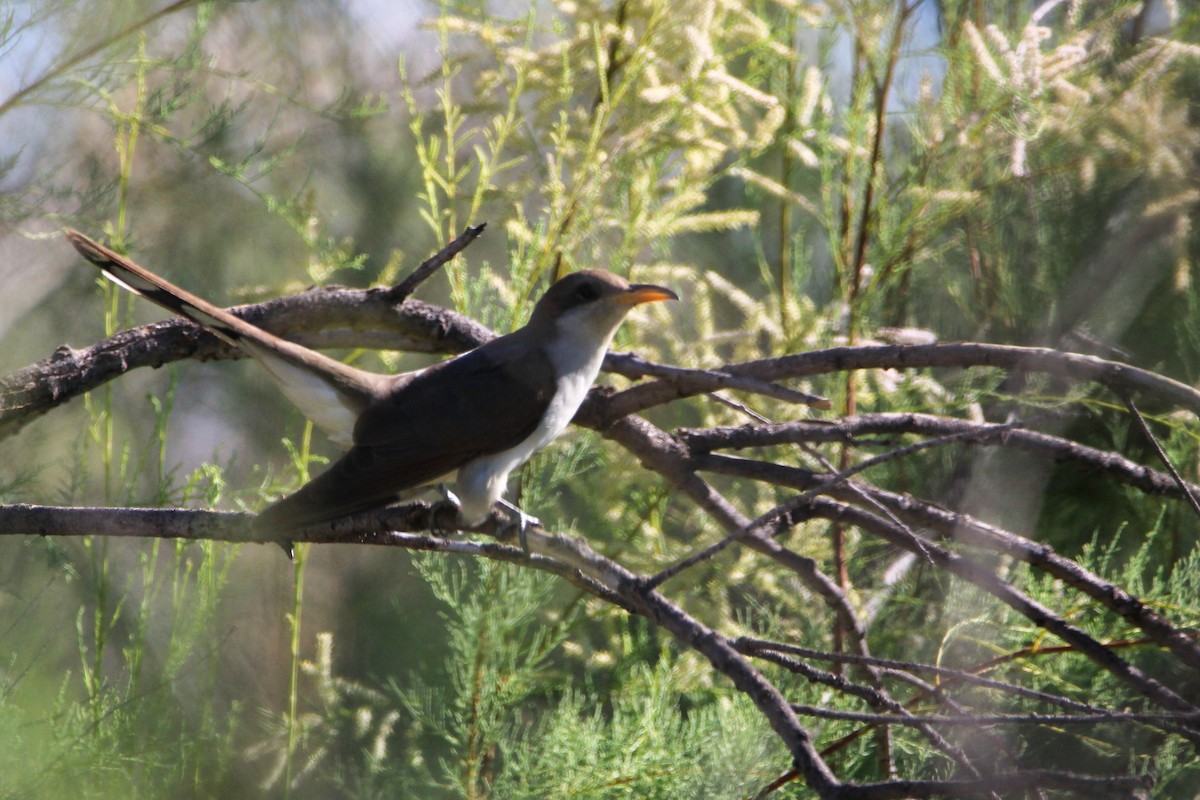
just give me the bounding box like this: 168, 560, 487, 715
254, 337, 556, 533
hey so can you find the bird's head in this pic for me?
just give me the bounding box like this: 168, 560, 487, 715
529, 270, 678, 345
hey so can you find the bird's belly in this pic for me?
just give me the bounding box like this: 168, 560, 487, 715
455, 367, 595, 523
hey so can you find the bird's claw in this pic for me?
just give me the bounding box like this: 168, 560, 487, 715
434, 487, 539, 549
497, 499, 540, 551
431, 485, 464, 534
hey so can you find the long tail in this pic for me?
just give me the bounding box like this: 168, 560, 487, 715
67, 230, 270, 351
65, 230, 375, 444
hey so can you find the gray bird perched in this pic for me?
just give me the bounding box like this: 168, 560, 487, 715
66, 230, 677, 554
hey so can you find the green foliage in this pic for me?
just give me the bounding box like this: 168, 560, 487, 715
0, 537, 239, 800
492, 666, 779, 799
245, 557, 783, 800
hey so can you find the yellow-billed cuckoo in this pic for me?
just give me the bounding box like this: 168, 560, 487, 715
65, 231, 676, 552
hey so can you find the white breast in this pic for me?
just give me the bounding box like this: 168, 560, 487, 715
454, 317, 614, 524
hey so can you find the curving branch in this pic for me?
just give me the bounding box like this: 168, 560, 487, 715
790, 498, 1200, 723
680, 412, 1200, 499
599, 343, 1200, 421
0, 292, 491, 439
0, 500, 844, 797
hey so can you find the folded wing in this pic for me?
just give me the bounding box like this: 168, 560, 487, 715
254, 337, 556, 532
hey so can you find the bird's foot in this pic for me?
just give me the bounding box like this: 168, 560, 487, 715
496, 499, 541, 552
278, 539, 295, 560
432, 485, 464, 534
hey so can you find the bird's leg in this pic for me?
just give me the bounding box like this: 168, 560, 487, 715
433, 484, 464, 534
496, 498, 541, 552
435, 483, 538, 549
437, 484, 461, 507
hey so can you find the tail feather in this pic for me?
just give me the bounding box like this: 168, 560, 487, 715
67, 230, 254, 349
65, 230, 417, 557
65, 230, 377, 444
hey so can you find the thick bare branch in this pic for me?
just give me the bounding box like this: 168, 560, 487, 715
5, 275, 1194, 796
577, 414, 991, 775
788, 497, 1200, 728
585, 413, 881, 668
0, 292, 491, 440
697, 455, 1200, 671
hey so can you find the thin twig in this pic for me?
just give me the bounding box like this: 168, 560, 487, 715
1123, 394, 1200, 523
708, 392, 772, 423
0, 0, 203, 118
681, 412, 1200, 500
744, 647, 990, 781
832, 772, 1151, 800
797, 440, 929, 563
383, 222, 488, 302
735, 637, 1115, 714
738, 636, 1183, 765
790, 704, 1200, 727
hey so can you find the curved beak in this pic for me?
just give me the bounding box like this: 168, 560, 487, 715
617, 283, 679, 306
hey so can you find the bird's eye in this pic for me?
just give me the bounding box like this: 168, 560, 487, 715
574, 283, 600, 302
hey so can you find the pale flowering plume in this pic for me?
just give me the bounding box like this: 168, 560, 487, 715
796, 66, 824, 128
964, 22, 1005, 82
709, 70, 780, 109
685, 22, 717, 76
394, 0, 804, 298
1010, 136, 1028, 178
703, 268, 785, 341
787, 136, 820, 168
960, 0, 1114, 177
641, 84, 682, 104
729, 166, 820, 217
1013, 22, 1050, 95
